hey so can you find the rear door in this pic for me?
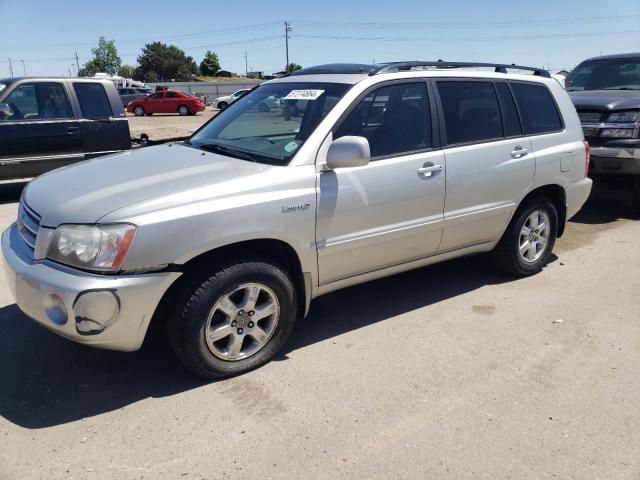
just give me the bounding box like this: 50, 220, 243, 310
434, 79, 535, 251
73, 82, 130, 158
0, 81, 83, 180
163, 91, 181, 113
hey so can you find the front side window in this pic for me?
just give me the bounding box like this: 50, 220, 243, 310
437, 81, 502, 145
335, 82, 431, 158
511, 83, 562, 135
566, 58, 640, 91
1, 82, 72, 121
149, 93, 163, 100
188, 82, 350, 165
73, 83, 112, 118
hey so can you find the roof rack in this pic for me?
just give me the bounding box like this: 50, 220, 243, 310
369, 61, 551, 78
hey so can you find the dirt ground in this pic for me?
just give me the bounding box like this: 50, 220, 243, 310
127, 109, 217, 142
0, 182, 638, 480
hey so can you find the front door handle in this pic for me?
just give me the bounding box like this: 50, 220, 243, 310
417, 164, 443, 176
511, 146, 529, 158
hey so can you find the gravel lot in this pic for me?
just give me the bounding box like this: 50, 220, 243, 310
0, 182, 638, 480
127, 109, 217, 142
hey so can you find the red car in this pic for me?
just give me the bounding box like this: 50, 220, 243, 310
127, 90, 206, 116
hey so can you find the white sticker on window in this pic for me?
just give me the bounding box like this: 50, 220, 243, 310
283, 89, 325, 100
284, 141, 299, 153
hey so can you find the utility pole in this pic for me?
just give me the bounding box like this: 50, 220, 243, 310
68, 66, 72, 77
244, 50, 248, 76
75, 50, 80, 74
7, 58, 13, 77
20, 59, 26, 76
284, 20, 291, 71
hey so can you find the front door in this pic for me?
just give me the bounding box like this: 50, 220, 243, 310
0, 81, 83, 180
316, 81, 446, 286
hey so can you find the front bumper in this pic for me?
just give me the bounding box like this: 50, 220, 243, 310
1, 224, 181, 351
589, 145, 640, 175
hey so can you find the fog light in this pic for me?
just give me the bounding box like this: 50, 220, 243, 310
43, 294, 68, 325
73, 290, 120, 335
600, 128, 634, 138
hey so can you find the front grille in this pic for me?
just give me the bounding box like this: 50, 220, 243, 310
17, 201, 41, 256
582, 126, 597, 139
578, 111, 603, 123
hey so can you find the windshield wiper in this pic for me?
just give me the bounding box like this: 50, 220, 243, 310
602, 87, 639, 91
198, 143, 257, 162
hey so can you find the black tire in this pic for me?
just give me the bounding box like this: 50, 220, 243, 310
217, 101, 228, 111
166, 258, 297, 379
133, 106, 145, 116
492, 197, 558, 276
633, 177, 640, 210
257, 102, 269, 112
178, 105, 190, 116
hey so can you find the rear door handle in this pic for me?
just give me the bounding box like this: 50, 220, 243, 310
417, 164, 443, 176
510, 146, 529, 158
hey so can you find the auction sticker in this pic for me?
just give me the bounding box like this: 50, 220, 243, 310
283, 89, 325, 100
284, 141, 299, 153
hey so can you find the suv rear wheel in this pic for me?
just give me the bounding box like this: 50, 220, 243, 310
167, 258, 297, 379
492, 198, 558, 276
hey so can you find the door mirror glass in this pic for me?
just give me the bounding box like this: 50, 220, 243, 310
326, 136, 370, 170
0, 103, 14, 119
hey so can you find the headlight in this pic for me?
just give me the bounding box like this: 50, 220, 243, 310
47, 224, 136, 271
606, 111, 639, 123
600, 128, 635, 138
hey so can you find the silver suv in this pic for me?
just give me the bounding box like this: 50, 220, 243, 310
2, 62, 593, 378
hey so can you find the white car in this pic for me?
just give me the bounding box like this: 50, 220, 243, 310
213, 89, 280, 111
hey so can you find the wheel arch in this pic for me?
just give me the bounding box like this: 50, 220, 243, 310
519, 184, 567, 237
149, 238, 310, 333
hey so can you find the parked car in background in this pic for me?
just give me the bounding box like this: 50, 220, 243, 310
0, 77, 130, 180
212, 89, 251, 110
126, 89, 206, 116
118, 87, 151, 107
2, 62, 592, 379
566, 53, 640, 204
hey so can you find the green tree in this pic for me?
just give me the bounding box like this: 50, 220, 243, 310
286, 63, 302, 73
136, 42, 198, 82
199, 51, 221, 76
78, 37, 121, 76
118, 64, 137, 79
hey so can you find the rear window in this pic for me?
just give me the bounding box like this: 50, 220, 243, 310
73, 83, 112, 118
437, 81, 502, 145
510, 83, 562, 135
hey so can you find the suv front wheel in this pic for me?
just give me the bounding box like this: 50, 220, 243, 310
492, 198, 558, 276
167, 258, 297, 379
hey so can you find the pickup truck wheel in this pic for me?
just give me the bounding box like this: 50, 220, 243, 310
167, 259, 297, 379
133, 106, 145, 116
178, 105, 190, 116
492, 198, 558, 276
217, 101, 228, 111
633, 177, 640, 210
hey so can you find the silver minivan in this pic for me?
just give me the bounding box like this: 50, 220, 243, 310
2, 62, 593, 378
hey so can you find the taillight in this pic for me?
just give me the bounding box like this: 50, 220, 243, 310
583, 140, 590, 177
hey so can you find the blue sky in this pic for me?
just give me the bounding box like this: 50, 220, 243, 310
1, 0, 639, 78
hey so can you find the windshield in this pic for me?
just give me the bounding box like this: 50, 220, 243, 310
188, 82, 351, 165
566, 58, 640, 91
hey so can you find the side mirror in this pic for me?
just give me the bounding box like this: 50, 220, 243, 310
325, 136, 370, 170
0, 103, 14, 118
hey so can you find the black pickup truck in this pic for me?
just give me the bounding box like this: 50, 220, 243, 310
0, 77, 131, 180
566, 53, 640, 204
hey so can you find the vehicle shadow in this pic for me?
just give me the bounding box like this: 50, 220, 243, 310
0, 181, 28, 205
570, 181, 639, 225
0, 253, 515, 429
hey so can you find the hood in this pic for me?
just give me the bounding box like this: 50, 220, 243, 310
569, 90, 640, 111
24, 144, 268, 227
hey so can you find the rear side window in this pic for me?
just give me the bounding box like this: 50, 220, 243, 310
510, 83, 562, 135
166, 92, 180, 98
73, 83, 112, 118
437, 81, 502, 145
336, 82, 431, 158
495, 83, 522, 137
